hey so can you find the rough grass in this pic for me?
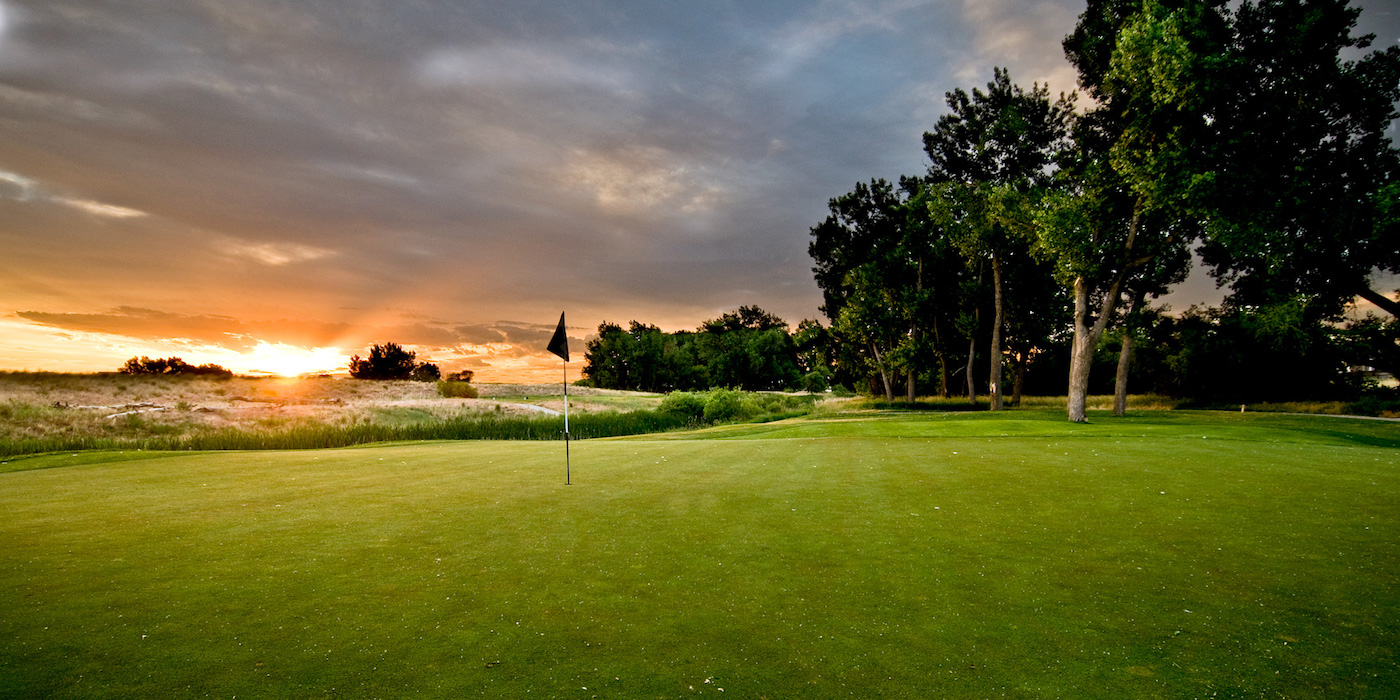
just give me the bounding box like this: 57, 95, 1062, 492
1, 411, 1396, 698
0, 374, 677, 458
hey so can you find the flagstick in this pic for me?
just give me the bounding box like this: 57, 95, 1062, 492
564, 360, 571, 485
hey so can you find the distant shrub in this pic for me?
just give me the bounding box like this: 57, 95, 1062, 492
803, 369, 831, 394
444, 370, 475, 383
119, 357, 233, 377
437, 381, 478, 399
660, 389, 812, 425
703, 388, 758, 423
830, 384, 856, 397
659, 392, 706, 421
411, 363, 442, 382
1346, 387, 1400, 417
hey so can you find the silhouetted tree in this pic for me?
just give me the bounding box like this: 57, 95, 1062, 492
119, 356, 233, 376
349, 342, 434, 380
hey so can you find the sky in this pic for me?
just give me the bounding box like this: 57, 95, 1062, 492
1, 0, 1397, 381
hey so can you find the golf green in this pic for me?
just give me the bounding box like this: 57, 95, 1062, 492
1, 411, 1396, 698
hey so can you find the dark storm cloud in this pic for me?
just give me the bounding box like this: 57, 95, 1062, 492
0, 0, 1017, 326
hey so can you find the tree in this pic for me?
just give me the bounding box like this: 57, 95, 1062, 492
694, 307, 801, 391
833, 264, 911, 402
1052, 0, 1399, 421
581, 308, 801, 392
581, 323, 637, 390
444, 370, 475, 383
1045, 0, 1223, 421
1195, 0, 1400, 318
923, 69, 1075, 410
349, 342, 425, 380
809, 178, 970, 400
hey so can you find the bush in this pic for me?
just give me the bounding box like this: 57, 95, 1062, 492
659, 392, 707, 421
1347, 387, 1400, 417
703, 388, 758, 423
437, 381, 478, 399
411, 363, 442, 382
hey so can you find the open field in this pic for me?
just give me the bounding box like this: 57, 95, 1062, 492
0, 373, 672, 456
1, 410, 1397, 698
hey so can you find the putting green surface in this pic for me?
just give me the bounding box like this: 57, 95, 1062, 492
1, 411, 1396, 698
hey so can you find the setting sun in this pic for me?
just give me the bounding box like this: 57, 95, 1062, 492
235, 342, 345, 377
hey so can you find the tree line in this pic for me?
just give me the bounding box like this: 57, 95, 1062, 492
582, 0, 1400, 419
804, 0, 1399, 420
120, 357, 234, 377
579, 306, 806, 393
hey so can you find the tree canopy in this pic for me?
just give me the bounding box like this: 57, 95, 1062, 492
349, 343, 440, 381
581, 307, 802, 392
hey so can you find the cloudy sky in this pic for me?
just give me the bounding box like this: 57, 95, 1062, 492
2, 0, 1396, 380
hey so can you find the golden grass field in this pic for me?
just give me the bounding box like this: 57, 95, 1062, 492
0, 372, 660, 444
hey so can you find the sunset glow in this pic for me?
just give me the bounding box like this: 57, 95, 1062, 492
233, 342, 347, 377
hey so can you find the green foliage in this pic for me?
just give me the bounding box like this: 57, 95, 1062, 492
1196, 0, 1400, 315
436, 380, 478, 399
581, 308, 802, 392
701, 388, 757, 423
1123, 303, 1363, 403
658, 391, 707, 421
658, 389, 814, 426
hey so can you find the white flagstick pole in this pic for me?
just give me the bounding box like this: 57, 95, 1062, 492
564, 360, 570, 485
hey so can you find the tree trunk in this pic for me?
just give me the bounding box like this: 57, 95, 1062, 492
1113, 332, 1133, 417
1068, 273, 1130, 422
1358, 285, 1400, 319
965, 333, 977, 403
1011, 348, 1026, 407
1067, 277, 1095, 422
871, 344, 894, 403
1113, 290, 1145, 417
989, 253, 1004, 411
1067, 203, 1145, 422
909, 259, 922, 405
967, 259, 983, 404
932, 316, 950, 398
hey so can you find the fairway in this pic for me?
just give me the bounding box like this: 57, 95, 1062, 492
2, 411, 1397, 698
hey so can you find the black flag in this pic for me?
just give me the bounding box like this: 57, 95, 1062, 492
547, 312, 569, 361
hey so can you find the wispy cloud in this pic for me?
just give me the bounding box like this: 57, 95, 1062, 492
418, 41, 642, 93
0, 169, 147, 217
555, 146, 729, 217
760, 0, 933, 80
63, 198, 146, 218
956, 0, 1081, 94
214, 237, 337, 266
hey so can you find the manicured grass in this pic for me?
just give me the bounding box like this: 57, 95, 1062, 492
1, 411, 1396, 698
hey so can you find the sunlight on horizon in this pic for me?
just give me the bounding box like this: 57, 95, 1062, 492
233, 342, 346, 377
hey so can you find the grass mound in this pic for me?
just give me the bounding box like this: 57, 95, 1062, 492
1, 411, 1396, 698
